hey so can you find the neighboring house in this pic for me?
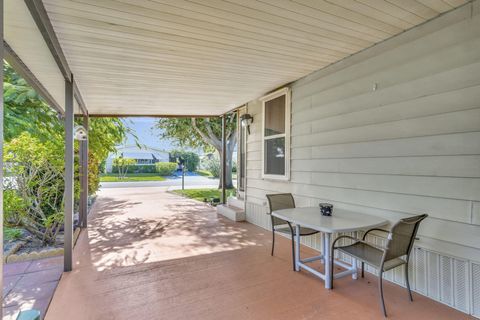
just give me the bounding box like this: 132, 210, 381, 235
105, 145, 169, 173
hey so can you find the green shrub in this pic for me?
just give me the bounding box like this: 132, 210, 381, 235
3, 189, 27, 226
4, 132, 64, 245
169, 150, 200, 172
155, 162, 178, 176
203, 157, 221, 178
4, 227, 22, 241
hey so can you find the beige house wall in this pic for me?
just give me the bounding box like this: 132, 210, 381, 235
244, 2, 480, 317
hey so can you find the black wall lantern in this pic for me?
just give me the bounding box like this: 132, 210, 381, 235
240, 113, 253, 134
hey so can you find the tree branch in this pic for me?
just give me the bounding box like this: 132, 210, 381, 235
204, 118, 220, 144
192, 118, 221, 151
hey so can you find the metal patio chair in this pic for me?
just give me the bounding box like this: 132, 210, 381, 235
331, 213, 428, 317
266, 193, 319, 270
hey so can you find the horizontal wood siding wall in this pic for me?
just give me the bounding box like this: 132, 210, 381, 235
244, 2, 480, 317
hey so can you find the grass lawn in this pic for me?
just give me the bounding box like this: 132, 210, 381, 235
172, 188, 236, 202
195, 170, 213, 177
100, 173, 167, 182
194, 170, 237, 179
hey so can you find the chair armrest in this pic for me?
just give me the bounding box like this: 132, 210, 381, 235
332, 235, 361, 248
362, 228, 390, 240
332, 235, 388, 252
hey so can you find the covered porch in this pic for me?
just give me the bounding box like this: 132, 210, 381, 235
46, 186, 469, 319
2, 0, 480, 319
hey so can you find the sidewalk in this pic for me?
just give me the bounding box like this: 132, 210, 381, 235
100, 175, 221, 189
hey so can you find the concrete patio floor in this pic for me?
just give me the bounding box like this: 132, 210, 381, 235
45, 186, 473, 319
3, 256, 63, 320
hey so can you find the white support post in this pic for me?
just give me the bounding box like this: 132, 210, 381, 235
295, 225, 301, 271
321, 232, 326, 264
352, 231, 358, 280
324, 233, 332, 289
64, 74, 74, 272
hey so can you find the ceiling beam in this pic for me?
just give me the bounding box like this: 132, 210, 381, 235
74, 81, 88, 116
88, 114, 222, 118
4, 40, 63, 114
25, 0, 89, 116
24, 0, 71, 80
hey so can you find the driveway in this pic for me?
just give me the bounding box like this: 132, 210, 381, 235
100, 175, 234, 189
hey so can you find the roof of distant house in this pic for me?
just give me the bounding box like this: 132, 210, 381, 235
116, 145, 169, 154
120, 152, 164, 160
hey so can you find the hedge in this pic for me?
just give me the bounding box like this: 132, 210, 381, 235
112, 164, 156, 174
155, 162, 178, 176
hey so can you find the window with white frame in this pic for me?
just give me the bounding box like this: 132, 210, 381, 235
261, 88, 290, 180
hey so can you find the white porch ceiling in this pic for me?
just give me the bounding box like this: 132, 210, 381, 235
8, 0, 469, 116
5, 0, 66, 112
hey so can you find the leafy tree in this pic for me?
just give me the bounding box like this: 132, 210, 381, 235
3, 62, 132, 245
4, 62, 130, 194
4, 63, 63, 144
155, 114, 237, 188
4, 133, 65, 244
87, 118, 132, 192
169, 150, 200, 172
113, 157, 136, 179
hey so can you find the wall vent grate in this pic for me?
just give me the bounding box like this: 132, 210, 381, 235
472, 263, 480, 317
427, 251, 440, 300
440, 256, 454, 306
415, 248, 427, 294
454, 259, 468, 312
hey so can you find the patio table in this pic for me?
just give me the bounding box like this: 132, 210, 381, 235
272, 207, 388, 289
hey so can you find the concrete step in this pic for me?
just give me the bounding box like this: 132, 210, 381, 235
227, 196, 245, 210
217, 204, 246, 222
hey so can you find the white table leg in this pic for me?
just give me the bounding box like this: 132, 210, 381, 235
324, 232, 332, 289
295, 225, 300, 272
321, 232, 326, 264
352, 231, 358, 280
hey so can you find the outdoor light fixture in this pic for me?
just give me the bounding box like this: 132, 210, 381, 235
74, 125, 88, 141
240, 113, 253, 134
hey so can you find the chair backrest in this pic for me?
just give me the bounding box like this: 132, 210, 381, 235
266, 193, 295, 226
384, 214, 428, 262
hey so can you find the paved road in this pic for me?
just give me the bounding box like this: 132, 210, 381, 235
100, 175, 236, 189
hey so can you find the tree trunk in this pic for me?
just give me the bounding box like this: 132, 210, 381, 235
190, 117, 236, 190
219, 150, 234, 189
218, 141, 235, 189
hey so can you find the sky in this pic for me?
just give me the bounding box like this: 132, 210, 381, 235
122, 117, 177, 151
